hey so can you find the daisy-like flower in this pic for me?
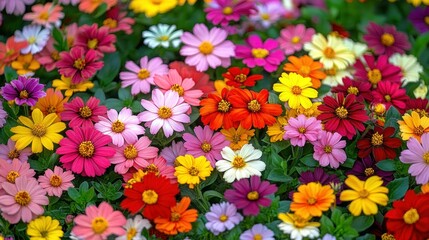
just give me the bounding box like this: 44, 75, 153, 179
0, 0, 35, 15
103, 6, 135, 35
249, 2, 286, 29
0, 139, 31, 163
23, 3, 64, 29
32, 88, 66, 120
72, 202, 126, 240
61, 96, 107, 128
235, 34, 285, 73
57, 47, 104, 84
398, 111, 429, 142
277, 213, 320, 240
290, 182, 335, 218
95, 108, 145, 147
183, 125, 230, 167
322, 66, 352, 87
347, 156, 394, 184
284, 115, 322, 147
283, 55, 326, 89
353, 54, 402, 88
52, 75, 94, 97
74, 24, 116, 57
389, 53, 423, 86
0, 36, 28, 74
0, 176, 48, 224
35, 37, 60, 72
180, 24, 235, 71
399, 133, 429, 184
225, 175, 277, 216
0, 159, 35, 193
14, 25, 50, 54
313, 130, 347, 168
169, 61, 215, 97
240, 224, 275, 240
129, 0, 177, 17
357, 126, 402, 162
139, 89, 191, 138
222, 67, 263, 88
304, 33, 355, 70
216, 144, 265, 183
205, 202, 243, 236
278, 24, 315, 55
174, 154, 213, 189
266, 116, 287, 142
111, 136, 158, 174
205, 0, 255, 26
409, 6, 429, 33
27, 216, 64, 240
331, 77, 373, 103
11, 53, 40, 76
10, 108, 66, 153
143, 24, 183, 49
200, 88, 235, 131
221, 125, 255, 151
299, 168, 340, 185
1, 76, 46, 106
57, 127, 115, 177
340, 175, 389, 216
160, 141, 186, 166
38, 166, 74, 197
363, 22, 411, 57
406, 98, 429, 118
124, 156, 177, 187
274, 72, 318, 109
373, 81, 410, 114
116, 215, 151, 240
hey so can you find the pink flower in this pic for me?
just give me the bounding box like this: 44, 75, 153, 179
65, 23, 78, 47
122, 156, 177, 184
363, 22, 411, 57
205, 0, 255, 26
119, 56, 168, 95
111, 136, 159, 174
34, 37, 59, 72
278, 24, 315, 55
154, 69, 203, 106
160, 141, 186, 165
56, 46, 104, 84
95, 107, 145, 147
399, 133, 429, 184
180, 24, 235, 71
0, 159, 35, 194
61, 96, 107, 128
313, 131, 347, 169
0, 176, 48, 224
139, 89, 191, 138
235, 34, 285, 72
23, 3, 64, 29
0, 0, 35, 16
103, 6, 135, 34
73, 24, 116, 57
57, 127, 115, 177
38, 166, 74, 197
0, 139, 32, 163
372, 81, 410, 114
169, 61, 215, 97
284, 114, 322, 147
72, 202, 126, 240
183, 126, 230, 167
249, 2, 286, 28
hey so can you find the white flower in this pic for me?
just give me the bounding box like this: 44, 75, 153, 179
414, 82, 428, 99
14, 25, 50, 54
116, 215, 151, 240
143, 24, 183, 49
343, 38, 367, 60
322, 67, 352, 87
216, 144, 265, 183
278, 213, 320, 240
389, 53, 423, 86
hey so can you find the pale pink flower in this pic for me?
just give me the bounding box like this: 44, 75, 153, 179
38, 166, 75, 197
0, 139, 32, 163
278, 24, 315, 55
284, 114, 322, 147
23, 3, 64, 29
0, 159, 35, 194
313, 130, 347, 169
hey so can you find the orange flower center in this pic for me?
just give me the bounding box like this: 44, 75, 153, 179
414, 126, 424, 136
199, 41, 214, 55
367, 69, 382, 85
151, 0, 162, 4
158, 106, 172, 119
251, 48, 269, 59
91, 217, 108, 234
324, 145, 332, 153
188, 166, 199, 176
292, 215, 308, 228
247, 191, 259, 201
423, 152, 429, 164
307, 197, 317, 205
381, 33, 395, 47
8, 149, 20, 159
15, 191, 31, 206
371, 132, 384, 146
291, 36, 301, 44
403, 208, 419, 224
299, 66, 311, 76
171, 84, 184, 96
32, 124, 47, 137
78, 141, 95, 158
347, 86, 359, 95
253, 234, 263, 240
425, 16, 429, 25
19, 90, 29, 99
325, 67, 337, 76
298, 127, 306, 134
50, 175, 62, 187
73, 58, 86, 70
381, 233, 396, 240
103, 18, 118, 29
234, 73, 247, 83
232, 156, 246, 168
335, 106, 348, 119
127, 227, 137, 240
46, 106, 56, 114
6, 171, 19, 183
323, 47, 336, 58
39, 12, 49, 21
144, 164, 159, 175
217, 99, 231, 113
111, 120, 125, 133
201, 142, 212, 153
358, 189, 369, 198
79, 106, 92, 118
219, 214, 228, 222
292, 86, 302, 95
364, 168, 375, 176
142, 190, 158, 204
123, 145, 138, 159
87, 39, 98, 49
171, 212, 181, 222
247, 100, 261, 112
138, 68, 150, 80
222, 6, 233, 15
51, 51, 60, 60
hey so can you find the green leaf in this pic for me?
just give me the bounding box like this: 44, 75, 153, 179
342, 158, 356, 168
97, 52, 121, 87
320, 215, 335, 234
387, 177, 409, 201
94, 89, 106, 103
267, 169, 293, 183
385, 106, 401, 121
93, 3, 108, 18
4, 67, 17, 82
203, 190, 224, 200
118, 88, 132, 101
412, 32, 429, 57
200, 171, 218, 189
376, 160, 395, 172
67, 188, 80, 201
104, 98, 124, 111
356, 234, 376, 240
300, 154, 318, 167
351, 215, 374, 232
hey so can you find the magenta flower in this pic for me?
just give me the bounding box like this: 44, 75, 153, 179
205, 0, 255, 26
104, 6, 135, 35
372, 81, 410, 114
353, 54, 402, 88
61, 96, 107, 128
363, 22, 411, 57
313, 130, 347, 169
183, 125, 230, 167
284, 114, 322, 147
38, 166, 75, 197
399, 133, 429, 184
205, 202, 243, 236
1, 76, 46, 106
160, 140, 186, 165
224, 176, 277, 216
74, 24, 116, 57
235, 34, 285, 72
119, 56, 168, 95
278, 24, 315, 55
139, 89, 190, 138
0, 158, 35, 194
57, 127, 115, 177
180, 23, 235, 71
0, 139, 32, 163
95, 107, 145, 147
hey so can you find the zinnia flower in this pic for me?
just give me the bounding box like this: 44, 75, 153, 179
284, 115, 322, 147
154, 197, 198, 235
74, 24, 116, 56
299, 168, 340, 186
222, 67, 263, 88
23, 3, 64, 29
290, 182, 335, 218
399, 133, 429, 184
103, 6, 135, 35
174, 154, 213, 189
278, 24, 315, 55
199, 88, 235, 130
14, 24, 49, 54
0, 159, 35, 194
239, 224, 275, 240
389, 53, 423, 86
38, 166, 74, 197
398, 111, 429, 142
27, 216, 64, 240
273, 72, 318, 109
169, 61, 215, 97
1, 76, 46, 106
357, 126, 402, 162
52, 75, 94, 97
277, 213, 320, 240
283, 55, 326, 89
353, 54, 402, 88
0, 36, 28, 74
61, 96, 107, 128
409, 6, 429, 33
363, 22, 411, 57
160, 141, 186, 166
313, 130, 347, 168
11, 53, 40, 76
78, 0, 116, 14
143, 24, 183, 49
32, 88, 66, 121
205, 0, 255, 26
220, 125, 255, 150
331, 77, 373, 103
0, 139, 32, 163
205, 202, 243, 236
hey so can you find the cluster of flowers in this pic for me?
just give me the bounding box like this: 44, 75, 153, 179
0, 0, 429, 240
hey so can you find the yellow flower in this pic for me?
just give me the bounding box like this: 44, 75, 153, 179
10, 108, 66, 153
11, 54, 40, 76
414, 82, 428, 99
266, 116, 287, 142
273, 72, 318, 109
407, 0, 429, 6
214, 79, 233, 95
129, 0, 178, 17
221, 125, 255, 150
398, 111, 429, 142
174, 154, 213, 189
286, 102, 322, 119
52, 75, 94, 97
340, 175, 389, 216
277, 212, 320, 238
26, 216, 64, 240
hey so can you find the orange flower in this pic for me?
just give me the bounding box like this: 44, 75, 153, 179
283, 55, 326, 89
154, 197, 198, 235
11, 54, 40, 76
78, 0, 117, 14
0, 37, 28, 74
200, 88, 236, 130
32, 88, 68, 120
221, 125, 255, 150
290, 182, 336, 218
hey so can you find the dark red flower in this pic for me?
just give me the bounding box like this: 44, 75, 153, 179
372, 81, 409, 114
357, 126, 402, 161
405, 98, 429, 117
354, 54, 402, 89
331, 77, 373, 102
222, 67, 263, 88
331, 23, 349, 38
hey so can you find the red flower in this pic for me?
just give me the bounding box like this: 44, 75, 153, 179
317, 93, 369, 140
372, 81, 409, 114
354, 54, 402, 89
120, 173, 179, 220
222, 67, 263, 88
405, 98, 429, 117
331, 23, 350, 38
200, 88, 236, 130
229, 89, 283, 129
74, 24, 116, 57
331, 77, 373, 102
385, 190, 429, 240
169, 61, 214, 97
357, 126, 402, 161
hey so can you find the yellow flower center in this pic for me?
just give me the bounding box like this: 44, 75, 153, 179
199, 41, 214, 55
201, 142, 212, 153
79, 106, 92, 118
46, 106, 56, 114
32, 124, 47, 137
73, 58, 86, 70
219, 214, 228, 222
158, 35, 169, 41
347, 86, 359, 95
8, 149, 20, 159
291, 36, 301, 44
325, 67, 337, 76
28, 36, 37, 44
381, 233, 396, 240
15, 191, 31, 206
247, 191, 259, 201
188, 166, 199, 176
232, 156, 246, 168
293, 215, 308, 228
158, 106, 172, 119
414, 126, 424, 136
381, 33, 395, 47
78, 141, 95, 158
39, 12, 49, 21
111, 120, 125, 133
123, 145, 138, 159
365, 167, 375, 176
335, 106, 348, 119
299, 66, 310, 75
251, 48, 269, 59
367, 69, 382, 85
87, 39, 98, 49
384, 94, 392, 102
103, 18, 118, 29
6, 171, 19, 183
171, 84, 185, 96
261, 13, 270, 20
222, 6, 233, 15
253, 234, 263, 240
171, 212, 181, 222
247, 99, 261, 112
292, 86, 302, 95
234, 73, 247, 83
423, 152, 429, 163
217, 99, 231, 113
358, 189, 369, 198
142, 190, 158, 204
403, 208, 419, 224
19, 90, 29, 99
307, 197, 317, 205
51, 51, 60, 60
138, 68, 150, 80
425, 16, 429, 25
324, 145, 332, 153
371, 132, 384, 146
323, 47, 336, 58
127, 227, 137, 240
144, 164, 159, 175
49, 174, 62, 187
91, 217, 108, 234
298, 127, 306, 134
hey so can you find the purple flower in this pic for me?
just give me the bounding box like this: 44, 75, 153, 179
160, 141, 186, 166
205, 202, 243, 235
240, 224, 275, 240
409, 7, 429, 33
183, 125, 230, 167
399, 133, 429, 184
346, 156, 394, 185
284, 114, 322, 147
313, 130, 347, 169
224, 176, 277, 216
299, 168, 340, 185
0, 102, 7, 128
1, 76, 46, 106
363, 22, 411, 57
0, 0, 35, 16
